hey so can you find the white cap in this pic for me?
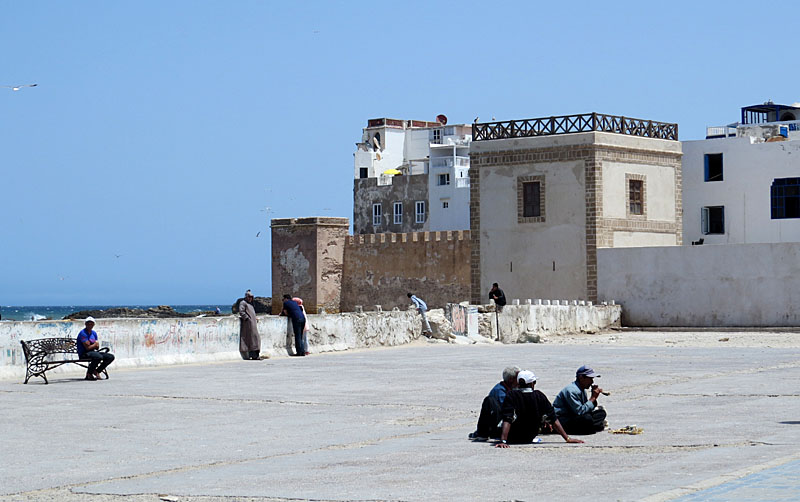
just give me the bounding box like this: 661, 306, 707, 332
85, 316, 96, 324
517, 370, 536, 384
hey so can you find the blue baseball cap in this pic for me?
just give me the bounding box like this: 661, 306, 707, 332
576, 365, 600, 378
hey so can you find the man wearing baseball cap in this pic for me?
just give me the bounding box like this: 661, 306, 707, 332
553, 365, 607, 435
76, 317, 115, 381
496, 370, 583, 447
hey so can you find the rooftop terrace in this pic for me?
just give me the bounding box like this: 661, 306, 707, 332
472, 112, 678, 141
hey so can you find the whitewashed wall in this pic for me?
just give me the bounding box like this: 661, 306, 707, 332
682, 137, 800, 245
598, 242, 800, 326
0, 311, 419, 382
492, 302, 621, 342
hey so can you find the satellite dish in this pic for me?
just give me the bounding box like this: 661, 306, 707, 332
436, 114, 448, 125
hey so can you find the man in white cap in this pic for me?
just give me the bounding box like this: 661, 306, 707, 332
496, 370, 583, 447
553, 365, 607, 435
76, 317, 115, 381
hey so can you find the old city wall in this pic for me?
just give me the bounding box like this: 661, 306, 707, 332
0, 311, 419, 381
340, 230, 471, 311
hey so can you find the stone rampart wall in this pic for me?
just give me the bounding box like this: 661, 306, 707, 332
340, 230, 471, 311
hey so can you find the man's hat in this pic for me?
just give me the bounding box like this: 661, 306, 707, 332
576, 365, 600, 378
85, 316, 96, 324
517, 370, 537, 384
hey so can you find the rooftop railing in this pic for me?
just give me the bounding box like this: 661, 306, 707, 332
472, 112, 678, 141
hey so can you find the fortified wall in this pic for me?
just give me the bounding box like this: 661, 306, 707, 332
271, 217, 471, 312
340, 230, 471, 311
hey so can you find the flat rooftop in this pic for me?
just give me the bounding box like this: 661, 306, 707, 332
3, 332, 800, 501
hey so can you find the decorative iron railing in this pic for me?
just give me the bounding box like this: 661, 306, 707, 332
472, 113, 678, 141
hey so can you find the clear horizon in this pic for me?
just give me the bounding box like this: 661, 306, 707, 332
3, 1, 797, 304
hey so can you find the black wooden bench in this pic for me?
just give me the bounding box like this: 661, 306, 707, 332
20, 338, 109, 384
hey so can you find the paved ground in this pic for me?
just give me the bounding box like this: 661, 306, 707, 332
2, 333, 800, 501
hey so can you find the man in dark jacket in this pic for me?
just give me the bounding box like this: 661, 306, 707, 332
281, 294, 307, 356
469, 366, 519, 441
489, 283, 507, 312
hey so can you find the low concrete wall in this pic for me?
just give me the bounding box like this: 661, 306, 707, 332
598, 242, 800, 326
0, 311, 419, 382
0, 302, 623, 381
489, 301, 622, 342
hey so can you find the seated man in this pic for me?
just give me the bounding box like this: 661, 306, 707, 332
77, 316, 115, 381
553, 365, 607, 435
469, 366, 520, 440
496, 370, 583, 447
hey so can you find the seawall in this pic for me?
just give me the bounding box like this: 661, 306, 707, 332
0, 311, 419, 382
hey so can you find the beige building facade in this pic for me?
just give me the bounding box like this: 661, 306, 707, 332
470, 115, 682, 303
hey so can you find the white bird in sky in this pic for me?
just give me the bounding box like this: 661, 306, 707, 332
2, 83, 37, 91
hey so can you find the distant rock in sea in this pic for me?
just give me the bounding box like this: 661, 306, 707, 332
231, 296, 272, 315
63, 305, 216, 320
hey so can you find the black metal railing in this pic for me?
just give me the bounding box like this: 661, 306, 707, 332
472, 112, 678, 141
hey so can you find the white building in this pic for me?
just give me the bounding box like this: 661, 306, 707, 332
683, 102, 800, 245
352, 117, 472, 234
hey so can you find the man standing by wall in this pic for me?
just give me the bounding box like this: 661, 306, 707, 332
238, 290, 261, 360
282, 294, 307, 356
407, 293, 432, 337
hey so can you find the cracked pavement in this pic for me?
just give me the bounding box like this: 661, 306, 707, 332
2, 333, 800, 501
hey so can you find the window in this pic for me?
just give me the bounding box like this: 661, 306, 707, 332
629, 179, 643, 215
415, 201, 425, 223
438, 173, 450, 186
523, 182, 541, 217
771, 178, 800, 219
372, 204, 382, 226
359, 168, 368, 179
442, 201, 449, 209
701, 206, 725, 235
517, 175, 546, 223
431, 128, 442, 144
393, 202, 403, 225
704, 153, 723, 182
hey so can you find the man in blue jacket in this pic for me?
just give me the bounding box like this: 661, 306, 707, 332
553, 365, 607, 434
76, 316, 115, 381
281, 294, 307, 356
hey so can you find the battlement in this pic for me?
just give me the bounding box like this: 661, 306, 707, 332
346, 230, 470, 246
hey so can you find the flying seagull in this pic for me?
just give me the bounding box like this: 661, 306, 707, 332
2, 83, 37, 91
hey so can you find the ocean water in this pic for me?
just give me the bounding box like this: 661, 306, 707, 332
0, 305, 232, 322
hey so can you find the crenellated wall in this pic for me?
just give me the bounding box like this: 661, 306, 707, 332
340, 230, 471, 311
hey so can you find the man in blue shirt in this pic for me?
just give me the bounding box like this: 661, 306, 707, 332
407, 293, 432, 337
76, 316, 115, 381
469, 366, 519, 441
553, 365, 607, 435
281, 294, 307, 356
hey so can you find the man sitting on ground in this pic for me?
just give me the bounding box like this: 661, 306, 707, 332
496, 370, 583, 447
469, 366, 520, 440
553, 365, 607, 435
76, 316, 115, 381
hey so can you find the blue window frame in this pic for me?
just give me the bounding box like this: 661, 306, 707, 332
771, 178, 800, 219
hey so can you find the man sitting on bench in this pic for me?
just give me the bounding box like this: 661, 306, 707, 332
77, 317, 115, 381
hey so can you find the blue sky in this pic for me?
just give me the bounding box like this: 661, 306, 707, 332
2, 1, 797, 305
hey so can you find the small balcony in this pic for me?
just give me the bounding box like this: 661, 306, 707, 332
430, 156, 470, 169
706, 126, 737, 139
455, 178, 470, 188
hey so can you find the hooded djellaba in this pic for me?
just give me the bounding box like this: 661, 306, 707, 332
238, 290, 261, 360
